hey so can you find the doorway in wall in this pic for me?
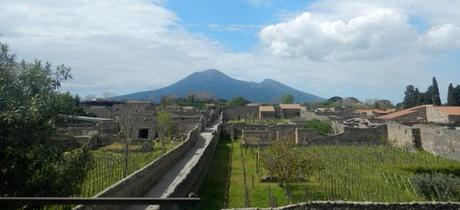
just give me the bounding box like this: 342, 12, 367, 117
138, 128, 149, 139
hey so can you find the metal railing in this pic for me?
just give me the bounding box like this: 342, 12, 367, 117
0, 197, 200, 209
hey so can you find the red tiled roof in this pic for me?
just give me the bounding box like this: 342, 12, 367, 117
377, 105, 425, 120
356, 109, 396, 114
436, 106, 460, 116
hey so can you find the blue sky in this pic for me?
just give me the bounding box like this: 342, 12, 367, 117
1, 0, 460, 103
165, 0, 311, 51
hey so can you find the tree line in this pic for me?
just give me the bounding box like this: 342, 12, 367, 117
403, 77, 459, 108
447, 83, 460, 106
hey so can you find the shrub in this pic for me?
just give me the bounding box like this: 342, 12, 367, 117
411, 172, 460, 201
304, 119, 332, 135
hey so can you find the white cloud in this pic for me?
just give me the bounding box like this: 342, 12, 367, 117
420, 24, 460, 50
1, 0, 460, 103
259, 5, 460, 60
0, 0, 231, 97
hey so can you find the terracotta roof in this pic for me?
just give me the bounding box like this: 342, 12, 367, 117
280, 104, 301, 109
377, 105, 425, 120
436, 106, 460, 116
259, 105, 275, 112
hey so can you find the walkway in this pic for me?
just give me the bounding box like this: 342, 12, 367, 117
127, 123, 219, 210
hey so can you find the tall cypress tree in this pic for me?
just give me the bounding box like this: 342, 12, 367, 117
448, 83, 455, 105
432, 77, 441, 105
425, 86, 433, 105
454, 85, 460, 106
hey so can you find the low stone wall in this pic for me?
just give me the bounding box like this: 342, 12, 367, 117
169, 118, 223, 197
242, 130, 274, 145
224, 201, 460, 210
75, 124, 202, 210
241, 124, 388, 146
413, 124, 460, 161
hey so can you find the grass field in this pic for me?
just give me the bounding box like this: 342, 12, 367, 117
200, 138, 460, 209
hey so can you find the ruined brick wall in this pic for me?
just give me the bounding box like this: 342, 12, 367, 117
426, 106, 449, 123
237, 123, 389, 146
387, 122, 418, 151
295, 128, 324, 144
271, 125, 297, 142
242, 130, 275, 145
413, 124, 460, 161
223, 106, 259, 121
340, 125, 387, 144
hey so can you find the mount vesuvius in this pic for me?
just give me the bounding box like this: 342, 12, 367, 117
111, 69, 324, 103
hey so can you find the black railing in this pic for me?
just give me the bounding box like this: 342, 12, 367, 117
0, 197, 200, 209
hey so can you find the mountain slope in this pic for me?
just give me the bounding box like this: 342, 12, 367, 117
111, 69, 324, 103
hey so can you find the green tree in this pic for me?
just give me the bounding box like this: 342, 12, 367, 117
424, 86, 433, 104
448, 83, 455, 105
228, 96, 250, 106
403, 85, 417, 108
454, 85, 460, 106
0, 42, 91, 198
327, 96, 343, 103
260, 141, 318, 203
373, 99, 393, 110
432, 77, 441, 105
157, 110, 173, 153
281, 94, 294, 104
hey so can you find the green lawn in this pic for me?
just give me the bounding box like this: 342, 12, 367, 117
199, 139, 460, 209
198, 138, 232, 210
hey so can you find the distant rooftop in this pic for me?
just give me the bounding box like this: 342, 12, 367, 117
378, 105, 460, 120
259, 105, 275, 112
280, 104, 301, 109
378, 105, 425, 120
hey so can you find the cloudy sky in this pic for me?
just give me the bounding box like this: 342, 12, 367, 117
1, 0, 460, 103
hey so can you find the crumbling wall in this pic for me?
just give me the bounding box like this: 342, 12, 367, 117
340, 125, 387, 144
413, 124, 460, 161
242, 130, 274, 145
223, 106, 258, 121
426, 106, 449, 123
387, 122, 418, 151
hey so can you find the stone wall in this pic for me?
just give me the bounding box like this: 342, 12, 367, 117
75, 124, 202, 210
387, 122, 419, 151
426, 106, 449, 123
169, 117, 223, 197
223, 106, 258, 121
239, 123, 387, 146
341, 125, 387, 144
224, 201, 460, 210
242, 130, 274, 145
413, 124, 460, 161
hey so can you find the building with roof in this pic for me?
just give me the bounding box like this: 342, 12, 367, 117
378, 105, 460, 124
280, 104, 302, 119
259, 105, 275, 119
356, 109, 396, 117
